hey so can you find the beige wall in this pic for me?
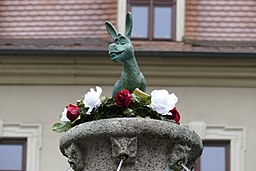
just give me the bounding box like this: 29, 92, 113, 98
0, 85, 255, 171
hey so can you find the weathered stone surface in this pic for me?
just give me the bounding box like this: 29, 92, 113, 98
60, 118, 203, 171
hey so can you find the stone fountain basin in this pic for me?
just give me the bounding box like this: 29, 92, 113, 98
60, 118, 203, 171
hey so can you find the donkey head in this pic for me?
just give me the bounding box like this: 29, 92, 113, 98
105, 12, 134, 63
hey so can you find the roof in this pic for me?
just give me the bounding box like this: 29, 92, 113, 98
0, 0, 116, 39
185, 0, 256, 42
0, 0, 255, 53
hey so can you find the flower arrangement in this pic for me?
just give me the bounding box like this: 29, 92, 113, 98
52, 87, 180, 133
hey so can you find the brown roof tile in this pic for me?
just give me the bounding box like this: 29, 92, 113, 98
185, 0, 256, 42
132, 41, 185, 52
0, 0, 117, 39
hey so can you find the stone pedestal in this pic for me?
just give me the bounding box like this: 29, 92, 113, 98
60, 118, 203, 171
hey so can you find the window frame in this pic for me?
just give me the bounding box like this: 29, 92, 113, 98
194, 140, 230, 171
127, 0, 176, 41
187, 121, 245, 171
0, 119, 42, 171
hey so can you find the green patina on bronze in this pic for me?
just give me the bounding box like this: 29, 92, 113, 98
105, 12, 147, 96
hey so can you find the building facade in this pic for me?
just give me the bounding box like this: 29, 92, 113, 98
0, 0, 255, 170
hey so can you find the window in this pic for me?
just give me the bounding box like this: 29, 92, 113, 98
187, 121, 245, 171
127, 0, 176, 40
0, 138, 27, 171
194, 141, 230, 171
0, 119, 42, 171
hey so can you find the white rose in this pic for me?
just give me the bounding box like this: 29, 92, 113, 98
60, 107, 69, 122
150, 89, 178, 115
83, 86, 102, 114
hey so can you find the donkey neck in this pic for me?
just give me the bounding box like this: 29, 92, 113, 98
123, 57, 140, 75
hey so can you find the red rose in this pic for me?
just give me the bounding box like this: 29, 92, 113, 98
66, 104, 80, 122
167, 107, 181, 124
114, 89, 132, 108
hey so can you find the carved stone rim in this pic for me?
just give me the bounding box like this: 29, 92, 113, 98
59, 118, 203, 170
60, 118, 202, 152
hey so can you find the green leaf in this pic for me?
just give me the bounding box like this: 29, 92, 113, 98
80, 107, 89, 115
76, 100, 83, 106
52, 122, 72, 133
100, 96, 109, 104
123, 108, 133, 115
131, 94, 141, 103
142, 96, 151, 105
132, 88, 151, 104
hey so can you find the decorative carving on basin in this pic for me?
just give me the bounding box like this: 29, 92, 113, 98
111, 136, 137, 164
59, 118, 203, 171
63, 143, 85, 171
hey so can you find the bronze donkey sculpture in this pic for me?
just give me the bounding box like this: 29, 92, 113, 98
105, 12, 146, 96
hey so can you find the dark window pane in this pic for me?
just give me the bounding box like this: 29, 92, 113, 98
154, 6, 172, 39
131, 6, 148, 38
201, 146, 226, 171
0, 144, 23, 170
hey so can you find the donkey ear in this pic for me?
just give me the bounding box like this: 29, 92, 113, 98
105, 21, 118, 40
125, 12, 133, 39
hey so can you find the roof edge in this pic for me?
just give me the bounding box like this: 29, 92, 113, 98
0, 48, 255, 58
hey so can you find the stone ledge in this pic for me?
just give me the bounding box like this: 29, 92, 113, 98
1, 55, 256, 88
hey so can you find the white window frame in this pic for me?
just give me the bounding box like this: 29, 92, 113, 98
0, 119, 42, 171
188, 121, 246, 171
117, 0, 185, 41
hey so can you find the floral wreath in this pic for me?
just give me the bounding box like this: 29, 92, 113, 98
52, 87, 180, 133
